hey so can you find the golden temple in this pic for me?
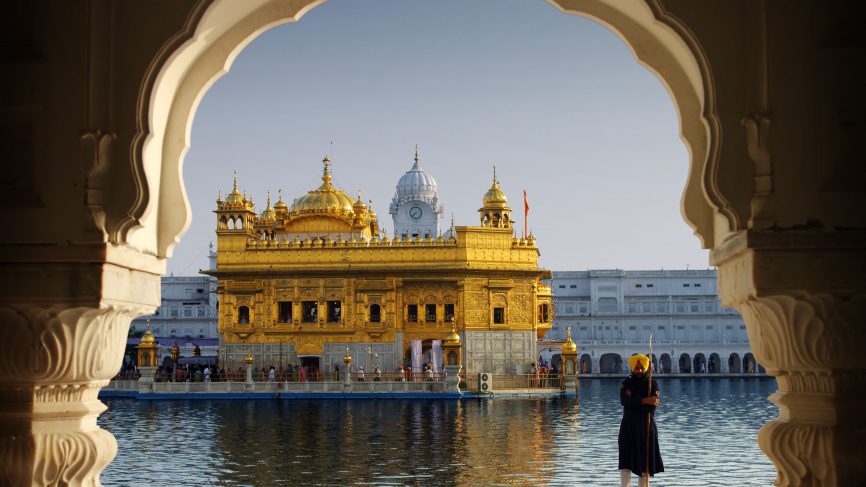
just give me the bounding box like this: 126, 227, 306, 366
207, 153, 552, 375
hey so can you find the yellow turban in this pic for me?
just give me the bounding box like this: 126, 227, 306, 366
628, 354, 650, 372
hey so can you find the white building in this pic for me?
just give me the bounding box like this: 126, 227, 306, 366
542, 269, 761, 374
130, 271, 219, 363
389, 147, 444, 239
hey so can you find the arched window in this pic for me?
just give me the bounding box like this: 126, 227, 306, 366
238, 306, 249, 324
370, 304, 381, 323
539, 303, 549, 322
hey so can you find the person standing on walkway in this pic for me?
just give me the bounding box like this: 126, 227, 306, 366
619, 354, 664, 487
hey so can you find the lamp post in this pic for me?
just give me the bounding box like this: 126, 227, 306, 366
170, 341, 180, 382
342, 347, 352, 392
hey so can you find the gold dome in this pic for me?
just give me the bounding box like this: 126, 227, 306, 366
138, 320, 157, 348
225, 171, 244, 204
353, 192, 367, 212
289, 156, 356, 216
444, 329, 461, 346
482, 165, 508, 208
260, 191, 276, 221
562, 327, 577, 355
274, 189, 288, 211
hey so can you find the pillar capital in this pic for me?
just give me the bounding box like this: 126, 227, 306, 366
713, 229, 866, 485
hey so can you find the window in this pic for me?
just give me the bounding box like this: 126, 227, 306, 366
539, 303, 549, 322
704, 302, 715, 312
657, 325, 664, 330
170, 308, 179, 318
278, 301, 292, 323
657, 302, 667, 313
643, 326, 651, 330
641, 302, 652, 313
725, 325, 733, 330
558, 285, 565, 289
183, 307, 192, 317
444, 303, 455, 322
565, 307, 574, 313
407, 304, 418, 322
598, 297, 618, 313
197, 288, 204, 293
425, 304, 437, 322
569, 284, 577, 288
635, 284, 643, 288
628, 303, 638, 313
706, 325, 713, 329
694, 283, 701, 287
370, 304, 381, 323
579, 326, 587, 331
683, 283, 690, 287
327, 301, 341, 323
302, 301, 317, 323
647, 284, 654, 288
628, 326, 637, 331
579, 305, 588, 314
238, 306, 250, 324
690, 303, 700, 313
493, 307, 505, 324
676, 303, 686, 313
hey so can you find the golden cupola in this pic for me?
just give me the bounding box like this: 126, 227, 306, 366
273, 189, 288, 215
289, 156, 356, 216
259, 191, 276, 221
479, 165, 512, 228
283, 156, 376, 239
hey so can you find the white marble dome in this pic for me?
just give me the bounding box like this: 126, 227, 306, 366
395, 155, 438, 201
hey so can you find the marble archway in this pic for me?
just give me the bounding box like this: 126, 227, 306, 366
2, 2, 864, 486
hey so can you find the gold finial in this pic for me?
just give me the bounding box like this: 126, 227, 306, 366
493, 164, 497, 184
563, 326, 577, 354
266, 190, 272, 208
414, 144, 420, 164
322, 155, 332, 183
233, 170, 238, 191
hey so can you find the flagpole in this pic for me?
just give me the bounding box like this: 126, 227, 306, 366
645, 334, 654, 486
523, 190, 528, 239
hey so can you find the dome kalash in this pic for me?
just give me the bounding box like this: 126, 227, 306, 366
215, 156, 379, 243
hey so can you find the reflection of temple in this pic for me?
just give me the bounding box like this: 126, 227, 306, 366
208, 151, 553, 375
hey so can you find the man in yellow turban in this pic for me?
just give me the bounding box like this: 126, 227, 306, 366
618, 354, 664, 487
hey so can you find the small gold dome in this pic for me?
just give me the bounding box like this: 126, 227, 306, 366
260, 191, 276, 220
225, 172, 244, 204
343, 347, 352, 364
138, 321, 157, 348
562, 327, 577, 354
274, 189, 288, 211
289, 156, 356, 215
353, 192, 367, 212
482, 165, 508, 208
445, 329, 461, 346
444, 319, 461, 346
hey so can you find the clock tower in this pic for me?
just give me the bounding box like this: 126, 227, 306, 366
390, 147, 444, 238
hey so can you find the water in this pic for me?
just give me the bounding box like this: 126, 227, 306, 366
99, 378, 777, 486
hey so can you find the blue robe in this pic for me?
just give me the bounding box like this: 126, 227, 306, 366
618, 374, 664, 476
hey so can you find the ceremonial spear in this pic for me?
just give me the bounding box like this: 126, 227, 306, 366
645, 334, 653, 486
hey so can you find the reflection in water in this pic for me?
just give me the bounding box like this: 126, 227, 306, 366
100, 378, 776, 486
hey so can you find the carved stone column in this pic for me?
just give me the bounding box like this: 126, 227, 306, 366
0, 253, 159, 485
713, 231, 866, 486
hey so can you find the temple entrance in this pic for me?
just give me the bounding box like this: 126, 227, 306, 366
300, 356, 321, 381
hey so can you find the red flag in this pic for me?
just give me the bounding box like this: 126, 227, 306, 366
523, 190, 529, 215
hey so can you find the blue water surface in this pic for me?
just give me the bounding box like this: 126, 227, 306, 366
99, 378, 777, 486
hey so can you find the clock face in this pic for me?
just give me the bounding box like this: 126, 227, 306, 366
409, 206, 423, 219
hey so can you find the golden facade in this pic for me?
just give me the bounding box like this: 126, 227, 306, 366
208, 156, 552, 374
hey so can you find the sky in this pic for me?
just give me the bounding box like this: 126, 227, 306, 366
167, 0, 710, 276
